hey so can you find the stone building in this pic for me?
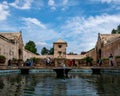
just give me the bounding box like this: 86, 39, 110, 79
34, 38, 86, 67
0, 32, 86, 67
53, 38, 86, 66
87, 33, 120, 62
0, 32, 37, 66
0, 32, 24, 65
53, 38, 67, 59
96, 33, 120, 59
53, 39, 67, 66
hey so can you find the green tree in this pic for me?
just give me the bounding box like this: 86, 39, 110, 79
41, 47, 49, 55
111, 29, 117, 34
49, 47, 54, 55
0, 55, 6, 63
111, 25, 120, 34
117, 25, 120, 33
25, 40, 37, 54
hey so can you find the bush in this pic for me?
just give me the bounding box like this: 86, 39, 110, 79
32, 57, 42, 64
84, 56, 93, 66
11, 58, 18, 62
102, 58, 109, 60
85, 56, 93, 62
0, 55, 6, 63
115, 56, 120, 59
102, 58, 109, 65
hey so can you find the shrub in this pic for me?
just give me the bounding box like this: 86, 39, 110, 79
85, 56, 93, 62
115, 56, 120, 59
102, 58, 109, 60
32, 57, 41, 64
0, 55, 6, 63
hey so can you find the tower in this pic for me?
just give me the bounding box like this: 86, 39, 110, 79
53, 39, 67, 66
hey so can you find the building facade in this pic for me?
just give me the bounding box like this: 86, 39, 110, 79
53, 38, 67, 59
0, 32, 86, 67
87, 33, 120, 62
0, 32, 37, 66
0, 32, 23, 65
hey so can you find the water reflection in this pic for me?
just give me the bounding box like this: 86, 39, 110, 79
94, 73, 120, 96
0, 73, 120, 96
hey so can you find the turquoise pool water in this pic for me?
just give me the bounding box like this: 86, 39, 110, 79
0, 72, 120, 96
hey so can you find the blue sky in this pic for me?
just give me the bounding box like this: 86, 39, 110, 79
0, 0, 120, 54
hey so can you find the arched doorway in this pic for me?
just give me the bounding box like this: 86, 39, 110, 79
18, 49, 23, 59
98, 49, 101, 59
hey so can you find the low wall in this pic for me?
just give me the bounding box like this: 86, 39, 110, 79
1, 68, 120, 74
29, 69, 55, 73
0, 69, 20, 75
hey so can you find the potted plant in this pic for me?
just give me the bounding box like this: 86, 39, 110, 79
102, 58, 109, 67
11, 58, 18, 66
18, 59, 24, 66
0, 55, 6, 63
115, 56, 120, 66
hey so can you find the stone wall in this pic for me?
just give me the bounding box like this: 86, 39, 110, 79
54, 43, 67, 58
101, 38, 120, 59
0, 37, 19, 65
87, 33, 120, 66
86, 48, 96, 61
23, 49, 38, 61
0, 32, 38, 67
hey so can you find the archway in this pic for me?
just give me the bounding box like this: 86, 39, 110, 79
18, 49, 23, 59
98, 49, 101, 59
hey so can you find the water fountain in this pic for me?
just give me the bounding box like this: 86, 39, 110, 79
53, 67, 72, 78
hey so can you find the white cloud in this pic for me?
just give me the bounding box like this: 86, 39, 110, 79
36, 41, 47, 46
20, 17, 59, 52
10, 0, 33, 10
61, 14, 120, 34
90, 0, 120, 14
32, 0, 44, 10
48, 0, 56, 10
100, 0, 113, 3
60, 14, 120, 53
63, 0, 68, 5
48, 0, 55, 6
100, 0, 120, 3
1, 13, 120, 54
47, 0, 78, 11
91, 0, 120, 4
9, 0, 78, 11
0, 1, 10, 21
22, 17, 46, 29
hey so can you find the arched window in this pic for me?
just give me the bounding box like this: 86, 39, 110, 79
58, 45, 62, 48
58, 51, 62, 56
